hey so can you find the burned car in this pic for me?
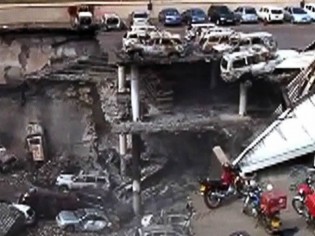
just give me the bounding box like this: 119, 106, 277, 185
141, 210, 193, 234
220, 48, 284, 82
25, 122, 46, 164
0, 145, 18, 173
227, 31, 278, 54
101, 13, 122, 31
55, 170, 111, 192
185, 23, 216, 41
124, 35, 186, 59
17, 187, 83, 219
122, 28, 154, 50
198, 29, 234, 53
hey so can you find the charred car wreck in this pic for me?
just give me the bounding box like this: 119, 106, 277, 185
101, 13, 123, 31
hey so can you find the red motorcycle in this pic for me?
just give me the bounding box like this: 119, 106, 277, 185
199, 164, 247, 209
292, 176, 314, 217
292, 176, 315, 222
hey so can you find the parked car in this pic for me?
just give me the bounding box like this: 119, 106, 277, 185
304, 3, 315, 21
158, 8, 182, 26
229, 231, 251, 236
208, 5, 238, 25
181, 8, 207, 25
0, 145, 19, 173
234, 6, 259, 23
284, 6, 312, 23
56, 208, 114, 232
124, 35, 185, 59
17, 187, 83, 219
129, 10, 150, 26
135, 225, 189, 236
257, 6, 284, 23
12, 204, 36, 226
101, 13, 123, 31
55, 170, 111, 192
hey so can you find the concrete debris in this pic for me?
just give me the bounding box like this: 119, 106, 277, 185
0, 202, 25, 236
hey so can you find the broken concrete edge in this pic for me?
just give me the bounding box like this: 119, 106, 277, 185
111, 115, 253, 133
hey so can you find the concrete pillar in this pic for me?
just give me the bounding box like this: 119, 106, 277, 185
239, 82, 248, 116
119, 134, 127, 177
210, 60, 218, 90
132, 134, 142, 217
118, 66, 126, 93
130, 65, 140, 121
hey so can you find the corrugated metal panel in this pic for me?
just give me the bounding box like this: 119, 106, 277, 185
233, 94, 315, 173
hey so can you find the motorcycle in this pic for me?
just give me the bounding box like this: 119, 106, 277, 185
292, 176, 314, 218
199, 164, 248, 209
242, 181, 262, 217
242, 184, 287, 235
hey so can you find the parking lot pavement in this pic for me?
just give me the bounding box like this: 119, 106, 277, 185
190, 172, 314, 236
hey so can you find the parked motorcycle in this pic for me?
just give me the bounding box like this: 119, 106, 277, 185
199, 164, 248, 209
242, 184, 287, 235
292, 176, 314, 218
242, 180, 262, 217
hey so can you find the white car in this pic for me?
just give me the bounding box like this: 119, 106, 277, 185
12, 203, 36, 225
257, 6, 284, 23
55, 170, 111, 192
101, 13, 122, 31
130, 10, 150, 26
304, 3, 315, 21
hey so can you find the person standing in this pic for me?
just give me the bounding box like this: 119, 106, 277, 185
300, 0, 305, 8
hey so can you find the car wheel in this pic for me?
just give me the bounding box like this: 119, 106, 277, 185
290, 18, 295, 24
59, 185, 69, 192
65, 225, 75, 232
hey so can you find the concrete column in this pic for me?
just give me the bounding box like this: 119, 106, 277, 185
118, 66, 126, 93
119, 134, 127, 177
132, 134, 142, 217
210, 60, 218, 90
130, 65, 140, 121
239, 82, 248, 116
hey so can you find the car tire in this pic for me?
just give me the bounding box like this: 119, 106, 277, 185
59, 185, 69, 192
65, 225, 75, 232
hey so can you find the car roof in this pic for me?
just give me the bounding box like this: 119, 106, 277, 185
133, 10, 148, 14
162, 8, 178, 11
81, 208, 107, 217
261, 6, 283, 10
223, 50, 255, 61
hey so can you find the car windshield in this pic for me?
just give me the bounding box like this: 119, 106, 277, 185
292, 7, 306, 14
75, 209, 86, 219
216, 6, 231, 14
192, 9, 205, 16
134, 13, 148, 18
245, 8, 256, 14
271, 9, 282, 14
165, 9, 179, 15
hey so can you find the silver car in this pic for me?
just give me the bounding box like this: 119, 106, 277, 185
56, 208, 113, 232
135, 225, 189, 236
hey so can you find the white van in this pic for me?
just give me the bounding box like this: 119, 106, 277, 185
304, 3, 315, 21
257, 6, 284, 23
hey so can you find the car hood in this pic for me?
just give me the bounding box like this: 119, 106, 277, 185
192, 14, 206, 19
57, 174, 74, 180
293, 13, 310, 19
244, 13, 257, 18
58, 211, 79, 222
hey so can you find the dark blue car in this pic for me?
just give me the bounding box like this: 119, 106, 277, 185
158, 8, 182, 26
181, 8, 208, 25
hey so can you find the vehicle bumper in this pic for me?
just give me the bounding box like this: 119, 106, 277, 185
293, 18, 312, 24
164, 19, 182, 25
219, 18, 236, 24
191, 18, 207, 23
242, 17, 258, 23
